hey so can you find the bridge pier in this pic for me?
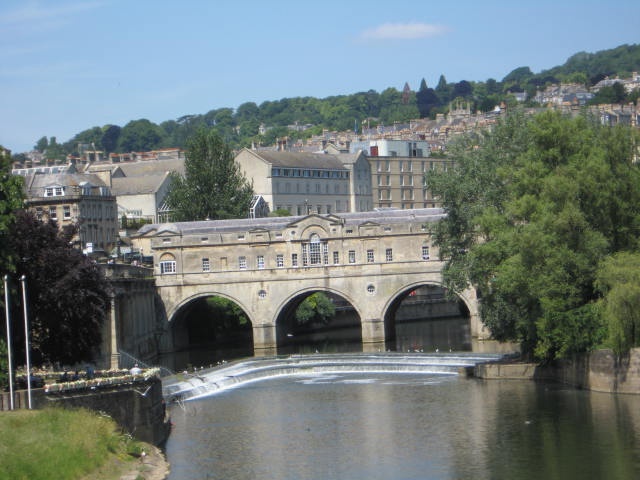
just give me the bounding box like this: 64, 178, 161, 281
253, 324, 277, 357
361, 318, 386, 352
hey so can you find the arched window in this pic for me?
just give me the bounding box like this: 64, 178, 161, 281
159, 254, 177, 274
301, 233, 328, 266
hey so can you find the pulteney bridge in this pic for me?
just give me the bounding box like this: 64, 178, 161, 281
134, 208, 493, 358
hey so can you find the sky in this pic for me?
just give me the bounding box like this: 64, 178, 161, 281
1, 0, 639, 154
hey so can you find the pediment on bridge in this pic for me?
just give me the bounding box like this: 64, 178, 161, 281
137, 223, 181, 237
286, 213, 344, 229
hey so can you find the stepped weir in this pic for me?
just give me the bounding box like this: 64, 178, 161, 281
162, 352, 505, 402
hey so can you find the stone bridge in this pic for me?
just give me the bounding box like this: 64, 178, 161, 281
134, 209, 492, 357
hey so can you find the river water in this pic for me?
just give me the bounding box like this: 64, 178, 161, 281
164, 370, 640, 480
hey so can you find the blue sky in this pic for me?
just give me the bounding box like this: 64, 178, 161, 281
1, 0, 638, 153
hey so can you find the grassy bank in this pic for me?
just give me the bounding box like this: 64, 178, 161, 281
0, 407, 147, 480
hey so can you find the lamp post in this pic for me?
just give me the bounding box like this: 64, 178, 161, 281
20, 275, 32, 409
3, 275, 14, 410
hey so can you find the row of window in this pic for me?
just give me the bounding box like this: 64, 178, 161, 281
158, 246, 431, 274
275, 182, 348, 195
272, 168, 350, 179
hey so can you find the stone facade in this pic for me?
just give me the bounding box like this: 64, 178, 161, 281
133, 209, 488, 355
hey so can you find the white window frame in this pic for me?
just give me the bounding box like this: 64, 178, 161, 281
385, 248, 393, 262
202, 257, 210, 272
239, 256, 247, 270
348, 250, 356, 264
276, 254, 284, 268
257, 255, 265, 269
160, 260, 176, 274
367, 249, 374, 263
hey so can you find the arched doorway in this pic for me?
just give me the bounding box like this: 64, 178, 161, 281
276, 290, 362, 354
384, 285, 471, 353
163, 295, 254, 371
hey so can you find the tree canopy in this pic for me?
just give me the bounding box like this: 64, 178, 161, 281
295, 292, 336, 326
165, 129, 254, 221
6, 210, 112, 365
426, 110, 640, 361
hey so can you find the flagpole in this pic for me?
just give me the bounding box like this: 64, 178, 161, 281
4, 275, 14, 410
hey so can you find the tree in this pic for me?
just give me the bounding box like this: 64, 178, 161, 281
295, 292, 336, 326
427, 110, 640, 361
165, 128, 254, 221
118, 119, 164, 152
101, 125, 121, 153
6, 210, 112, 365
416, 79, 440, 118
0, 147, 25, 269
595, 252, 640, 355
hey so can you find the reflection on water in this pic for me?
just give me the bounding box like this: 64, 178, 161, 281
165, 373, 640, 480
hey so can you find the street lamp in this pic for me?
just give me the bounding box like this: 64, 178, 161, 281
20, 275, 32, 409
3, 275, 14, 410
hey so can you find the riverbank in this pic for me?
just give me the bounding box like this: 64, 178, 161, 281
475, 347, 640, 394
0, 407, 170, 480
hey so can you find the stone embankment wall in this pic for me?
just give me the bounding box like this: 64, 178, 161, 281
475, 347, 640, 394
1, 378, 170, 446
45, 378, 170, 445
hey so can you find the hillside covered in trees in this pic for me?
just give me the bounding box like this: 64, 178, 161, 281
23, 43, 640, 161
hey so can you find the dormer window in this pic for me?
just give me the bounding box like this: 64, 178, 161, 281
44, 186, 64, 197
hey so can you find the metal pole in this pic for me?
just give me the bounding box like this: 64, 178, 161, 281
20, 275, 31, 409
4, 275, 14, 410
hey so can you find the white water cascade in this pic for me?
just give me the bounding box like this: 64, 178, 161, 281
162, 352, 506, 402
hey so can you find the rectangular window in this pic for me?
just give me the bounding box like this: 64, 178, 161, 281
367, 249, 374, 263
348, 250, 356, 264
386, 248, 393, 262
49, 206, 57, 219
276, 254, 284, 268
202, 258, 210, 272
257, 255, 265, 269
239, 256, 247, 270
160, 261, 176, 274
63, 205, 71, 219
292, 253, 298, 267
333, 251, 339, 265
422, 246, 430, 260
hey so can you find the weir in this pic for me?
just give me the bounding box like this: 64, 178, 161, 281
162, 352, 505, 402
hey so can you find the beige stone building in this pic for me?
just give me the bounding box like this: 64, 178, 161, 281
235, 149, 372, 215
350, 139, 448, 209
19, 164, 119, 254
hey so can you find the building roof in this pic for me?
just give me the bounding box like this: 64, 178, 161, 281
111, 172, 170, 196
86, 158, 185, 178
243, 149, 348, 170
136, 208, 444, 236
25, 171, 108, 196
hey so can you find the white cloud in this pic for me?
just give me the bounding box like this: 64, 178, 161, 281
360, 22, 449, 40
0, 1, 104, 28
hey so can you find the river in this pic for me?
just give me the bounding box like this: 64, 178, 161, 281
164, 368, 640, 479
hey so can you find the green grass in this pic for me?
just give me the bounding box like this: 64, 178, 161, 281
0, 407, 143, 480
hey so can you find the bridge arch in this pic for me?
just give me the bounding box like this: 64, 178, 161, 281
382, 280, 476, 353
274, 286, 364, 354
164, 291, 256, 370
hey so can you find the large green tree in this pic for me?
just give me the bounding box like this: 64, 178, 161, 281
165, 129, 254, 221
6, 210, 112, 365
427, 110, 640, 361
595, 252, 640, 355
